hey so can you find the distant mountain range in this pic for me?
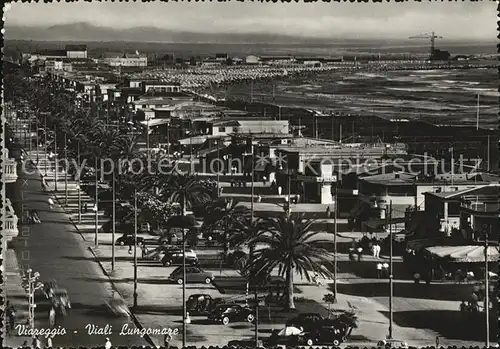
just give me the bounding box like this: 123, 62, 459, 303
5, 22, 345, 44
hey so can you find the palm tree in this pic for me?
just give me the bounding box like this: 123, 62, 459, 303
245, 213, 335, 310
158, 171, 216, 215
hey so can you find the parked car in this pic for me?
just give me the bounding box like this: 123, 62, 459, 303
303, 325, 348, 346
208, 304, 255, 325
286, 313, 328, 332
161, 252, 199, 267
168, 266, 214, 285
377, 339, 409, 349
186, 294, 226, 315
116, 234, 145, 246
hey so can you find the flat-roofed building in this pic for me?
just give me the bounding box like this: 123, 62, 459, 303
210, 119, 289, 137
105, 54, 147, 67
65, 44, 88, 59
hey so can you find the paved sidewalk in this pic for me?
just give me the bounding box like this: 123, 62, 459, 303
3, 249, 32, 348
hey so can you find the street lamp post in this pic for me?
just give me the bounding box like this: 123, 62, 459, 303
35, 116, 39, 164
94, 157, 99, 247
77, 141, 81, 223
112, 171, 116, 271
133, 190, 138, 308
29, 116, 33, 154
484, 226, 491, 347
333, 184, 338, 303
54, 124, 58, 192
64, 133, 68, 206
25, 269, 43, 337
216, 137, 220, 197
375, 199, 394, 339
44, 115, 48, 176
389, 200, 393, 340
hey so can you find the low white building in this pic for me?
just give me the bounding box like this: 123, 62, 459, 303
65, 44, 88, 59
105, 54, 148, 67
245, 55, 260, 65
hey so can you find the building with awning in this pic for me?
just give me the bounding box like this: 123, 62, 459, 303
425, 245, 499, 263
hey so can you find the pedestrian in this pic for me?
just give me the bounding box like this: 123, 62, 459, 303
326, 206, 331, 218
376, 263, 383, 278
262, 176, 267, 185
375, 244, 381, 258
435, 336, 439, 348
48, 197, 54, 209
278, 186, 282, 196
257, 195, 262, 203
185, 312, 191, 324
47, 337, 53, 348
164, 333, 172, 349
35, 335, 42, 349
382, 262, 389, 277
84, 202, 88, 213
356, 246, 363, 261
49, 307, 56, 328
312, 272, 321, 286
413, 272, 421, 284
105, 338, 112, 349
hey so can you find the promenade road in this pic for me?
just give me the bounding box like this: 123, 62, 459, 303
8, 154, 149, 348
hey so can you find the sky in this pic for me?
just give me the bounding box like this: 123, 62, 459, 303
4, 1, 496, 40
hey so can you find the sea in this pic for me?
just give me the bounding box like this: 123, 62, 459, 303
211, 67, 498, 129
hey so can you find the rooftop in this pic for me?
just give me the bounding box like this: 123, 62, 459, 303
276, 142, 407, 156
213, 119, 287, 127
65, 44, 87, 51
362, 172, 492, 186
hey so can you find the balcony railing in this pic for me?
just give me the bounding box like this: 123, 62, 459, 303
4, 198, 19, 241
3, 150, 18, 183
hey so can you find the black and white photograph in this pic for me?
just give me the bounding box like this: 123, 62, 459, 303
1, 1, 498, 348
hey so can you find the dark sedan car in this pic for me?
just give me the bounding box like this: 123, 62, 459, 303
116, 234, 145, 246
161, 252, 198, 267
303, 326, 348, 346
168, 266, 214, 285
208, 304, 255, 325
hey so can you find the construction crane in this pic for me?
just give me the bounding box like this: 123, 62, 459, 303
409, 31, 443, 57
